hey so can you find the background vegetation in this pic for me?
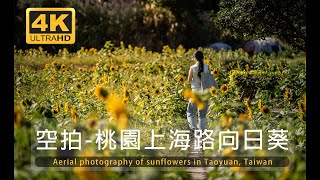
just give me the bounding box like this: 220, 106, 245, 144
15, 0, 305, 53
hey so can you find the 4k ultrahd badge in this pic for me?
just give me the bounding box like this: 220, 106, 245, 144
26, 8, 75, 44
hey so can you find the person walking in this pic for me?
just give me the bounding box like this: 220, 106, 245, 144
187, 50, 215, 133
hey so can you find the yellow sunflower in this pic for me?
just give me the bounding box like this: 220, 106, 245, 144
154, 89, 160, 95
49, 76, 54, 85
86, 116, 99, 130
177, 75, 185, 83
237, 113, 250, 123
209, 87, 217, 96
212, 69, 219, 76
182, 89, 204, 109
61, 64, 66, 70
220, 84, 229, 93
105, 95, 127, 130
103, 75, 108, 82
110, 66, 116, 72
164, 86, 170, 92
220, 115, 233, 129
260, 105, 270, 115
94, 84, 109, 102
20, 100, 27, 108
222, 147, 235, 157
45, 64, 50, 69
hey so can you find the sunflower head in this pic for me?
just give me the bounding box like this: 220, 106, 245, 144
61, 64, 66, 70
183, 89, 194, 99
49, 76, 54, 84
212, 69, 219, 76
164, 86, 170, 92
52, 61, 57, 66
260, 105, 270, 115
45, 64, 50, 69
86, 116, 99, 130
105, 95, 127, 130
209, 87, 217, 96
110, 66, 116, 72
94, 84, 109, 102
220, 115, 233, 129
154, 89, 160, 95
106, 96, 127, 119
103, 75, 108, 82
20, 100, 27, 108
220, 84, 229, 93
222, 147, 235, 157
177, 75, 185, 83
238, 113, 250, 122
182, 89, 204, 109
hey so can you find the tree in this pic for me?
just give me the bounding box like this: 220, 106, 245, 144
213, 0, 306, 51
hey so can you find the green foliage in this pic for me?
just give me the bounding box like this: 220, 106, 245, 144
229, 70, 280, 100
213, 0, 306, 51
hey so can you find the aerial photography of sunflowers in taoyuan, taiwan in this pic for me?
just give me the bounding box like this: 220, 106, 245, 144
14, 0, 306, 180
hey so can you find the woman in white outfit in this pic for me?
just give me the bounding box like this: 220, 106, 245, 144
187, 50, 211, 132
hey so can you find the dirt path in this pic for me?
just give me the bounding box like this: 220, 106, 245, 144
186, 136, 210, 180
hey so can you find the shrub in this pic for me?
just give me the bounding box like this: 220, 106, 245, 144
229, 70, 280, 101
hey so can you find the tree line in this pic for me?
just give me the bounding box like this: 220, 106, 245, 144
15, 0, 305, 53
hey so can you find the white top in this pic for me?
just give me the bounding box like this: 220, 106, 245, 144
190, 62, 210, 89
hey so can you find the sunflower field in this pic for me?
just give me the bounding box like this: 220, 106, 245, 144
14, 42, 306, 180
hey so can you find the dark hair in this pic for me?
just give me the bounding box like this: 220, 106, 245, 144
194, 50, 204, 78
